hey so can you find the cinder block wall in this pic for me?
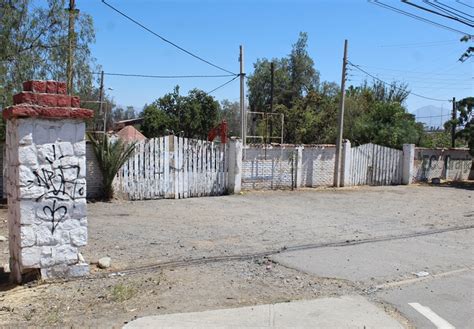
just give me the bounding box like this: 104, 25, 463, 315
242, 145, 298, 190
85, 142, 103, 199
242, 144, 336, 190
300, 145, 335, 187
1, 142, 104, 199
413, 148, 472, 181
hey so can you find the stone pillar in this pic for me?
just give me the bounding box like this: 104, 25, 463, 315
402, 144, 415, 185
3, 80, 93, 283
227, 138, 242, 194
341, 140, 352, 187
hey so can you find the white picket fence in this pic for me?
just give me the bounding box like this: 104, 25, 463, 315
350, 143, 403, 186
114, 135, 229, 200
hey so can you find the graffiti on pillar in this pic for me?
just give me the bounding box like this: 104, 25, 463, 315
26, 144, 84, 233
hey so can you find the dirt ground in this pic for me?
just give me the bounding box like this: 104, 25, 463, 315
0, 184, 472, 327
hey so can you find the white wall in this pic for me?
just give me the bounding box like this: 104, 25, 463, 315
413, 148, 472, 181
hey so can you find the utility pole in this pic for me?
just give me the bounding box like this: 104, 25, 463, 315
239, 45, 246, 147
269, 62, 274, 144
451, 97, 456, 148
333, 39, 348, 188
99, 70, 105, 132
67, 0, 78, 95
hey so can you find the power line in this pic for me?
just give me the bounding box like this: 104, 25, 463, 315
379, 39, 459, 48
415, 113, 451, 119
369, 0, 473, 36
348, 64, 471, 77
428, 1, 474, 20
456, 0, 474, 9
94, 72, 237, 79
348, 61, 452, 102
402, 0, 474, 27
101, 0, 236, 75
206, 75, 239, 94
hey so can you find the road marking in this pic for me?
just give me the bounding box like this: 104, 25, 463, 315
408, 302, 455, 329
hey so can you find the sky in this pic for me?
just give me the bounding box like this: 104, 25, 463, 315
76, 0, 472, 121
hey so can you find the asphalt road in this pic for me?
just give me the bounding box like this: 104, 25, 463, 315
272, 227, 474, 328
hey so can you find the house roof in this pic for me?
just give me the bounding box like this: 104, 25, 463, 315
116, 125, 146, 142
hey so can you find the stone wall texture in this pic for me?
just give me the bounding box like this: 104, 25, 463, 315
1, 142, 104, 199
4, 80, 93, 281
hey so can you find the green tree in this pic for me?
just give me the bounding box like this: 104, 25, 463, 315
220, 100, 240, 137
141, 86, 220, 139
1, 0, 98, 136
113, 106, 137, 123
345, 80, 423, 148
247, 32, 319, 113
455, 97, 474, 155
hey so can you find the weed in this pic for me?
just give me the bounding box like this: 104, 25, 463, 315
110, 284, 136, 302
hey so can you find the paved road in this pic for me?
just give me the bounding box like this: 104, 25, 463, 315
272, 227, 474, 328
379, 270, 473, 329
124, 296, 404, 329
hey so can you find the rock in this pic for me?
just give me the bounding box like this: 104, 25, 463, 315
98, 257, 111, 269
0, 236, 7, 242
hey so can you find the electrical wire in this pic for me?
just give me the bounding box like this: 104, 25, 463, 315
379, 39, 459, 48
348, 61, 452, 102
206, 75, 239, 94
415, 114, 451, 119
94, 72, 237, 79
369, 0, 473, 36
429, 0, 474, 19
101, 0, 237, 75
402, 0, 474, 27
456, 0, 474, 9
349, 64, 471, 77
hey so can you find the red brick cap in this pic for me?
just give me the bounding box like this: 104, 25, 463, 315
3, 105, 94, 120
4, 80, 94, 120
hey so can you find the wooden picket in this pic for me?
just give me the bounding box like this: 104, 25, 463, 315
350, 143, 402, 186
115, 135, 229, 200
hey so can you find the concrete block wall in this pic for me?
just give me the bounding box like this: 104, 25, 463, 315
242, 145, 300, 190
300, 145, 336, 187
242, 144, 336, 190
85, 142, 104, 198
413, 148, 472, 181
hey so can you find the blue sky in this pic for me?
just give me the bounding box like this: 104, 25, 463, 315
79, 0, 472, 120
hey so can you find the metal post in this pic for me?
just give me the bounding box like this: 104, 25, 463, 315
451, 97, 456, 148
333, 39, 348, 187
67, 0, 78, 95
239, 45, 246, 147
269, 62, 274, 145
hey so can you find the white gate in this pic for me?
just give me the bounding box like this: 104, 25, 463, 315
350, 143, 402, 186
115, 135, 228, 200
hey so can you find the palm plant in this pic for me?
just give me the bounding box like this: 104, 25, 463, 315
88, 133, 136, 200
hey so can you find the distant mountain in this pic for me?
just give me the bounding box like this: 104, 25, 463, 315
410, 105, 450, 129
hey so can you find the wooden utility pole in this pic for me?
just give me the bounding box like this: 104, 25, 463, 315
333, 39, 348, 188
67, 0, 78, 95
240, 45, 246, 147
451, 97, 456, 148
98, 70, 104, 132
